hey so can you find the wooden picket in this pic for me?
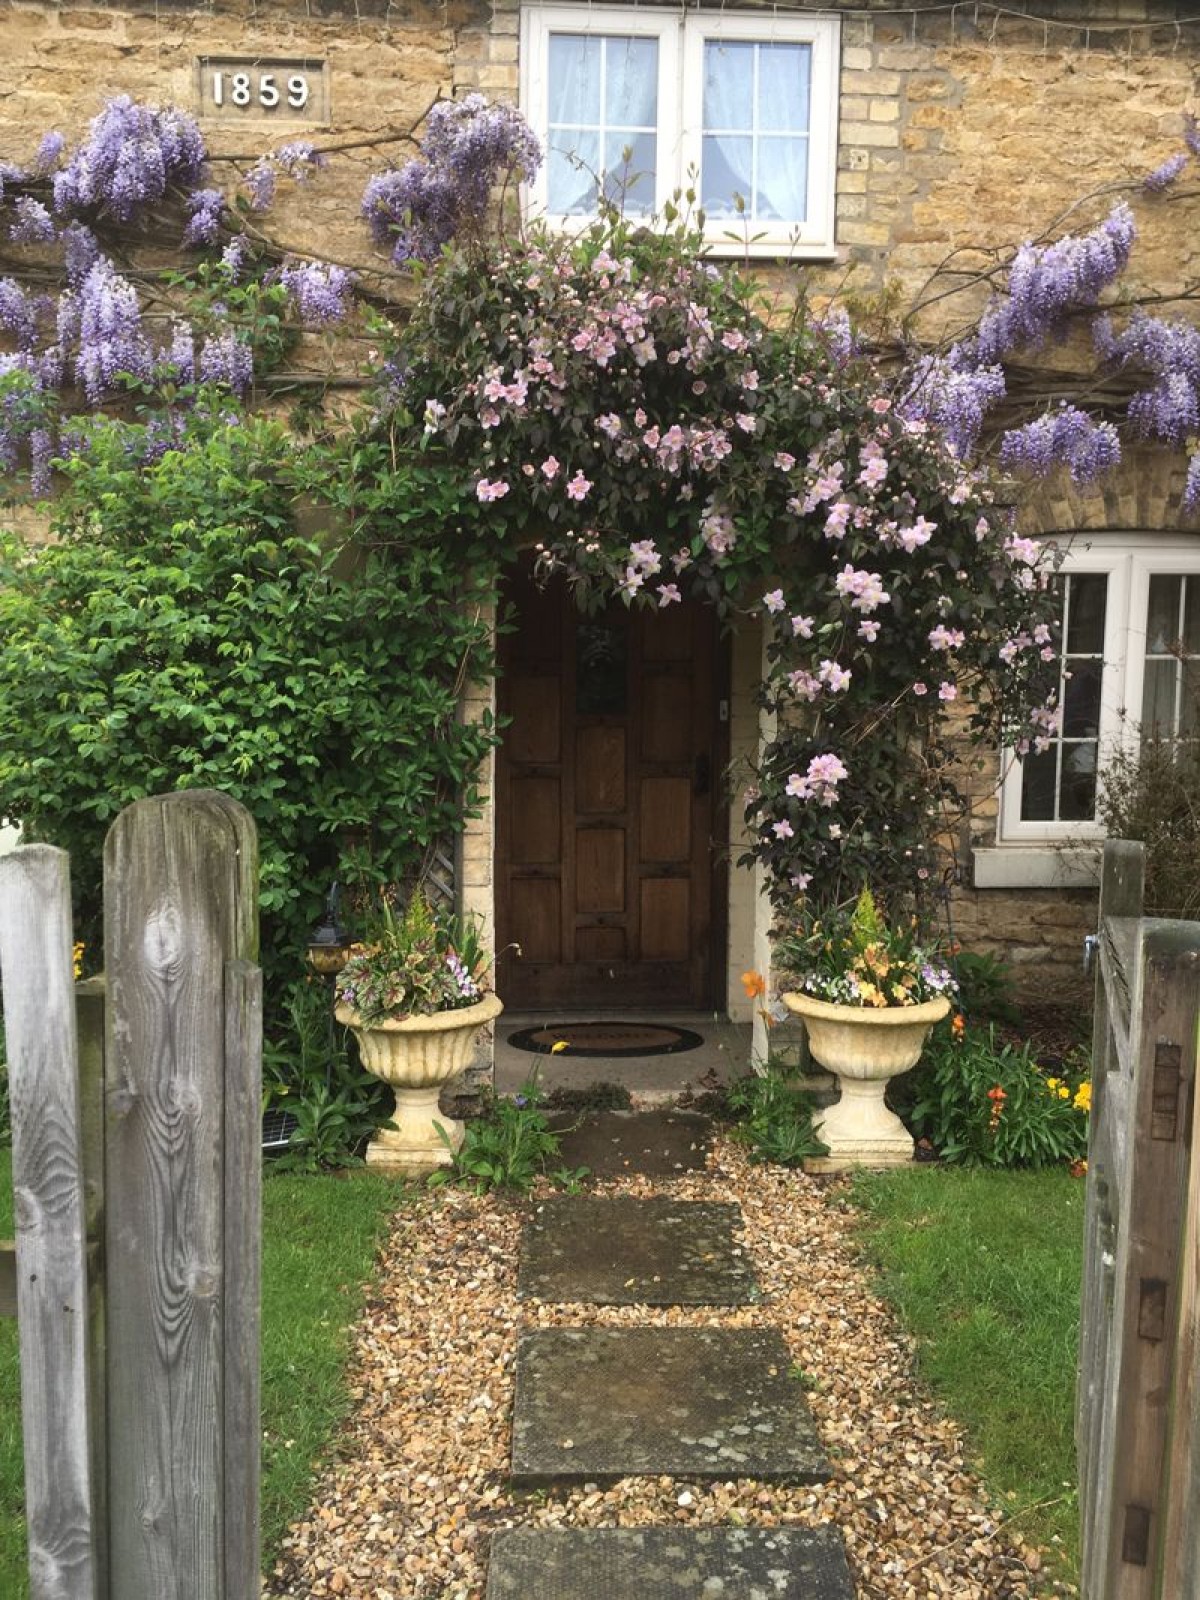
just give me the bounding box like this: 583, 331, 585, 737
0, 791, 262, 1600
1078, 839, 1200, 1600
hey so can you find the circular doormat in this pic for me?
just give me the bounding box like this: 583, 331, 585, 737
507, 1021, 705, 1058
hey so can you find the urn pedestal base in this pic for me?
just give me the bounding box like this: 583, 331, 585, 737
781, 991, 949, 1175
365, 1087, 465, 1176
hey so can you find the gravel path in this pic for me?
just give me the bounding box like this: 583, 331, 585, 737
265, 1137, 1071, 1599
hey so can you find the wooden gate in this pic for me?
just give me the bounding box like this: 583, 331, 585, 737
1078, 839, 1200, 1599
0, 790, 262, 1600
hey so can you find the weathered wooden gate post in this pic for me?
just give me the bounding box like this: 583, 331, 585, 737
0, 845, 102, 1600
103, 790, 261, 1600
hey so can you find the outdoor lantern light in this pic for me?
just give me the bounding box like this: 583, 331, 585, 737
306, 880, 351, 975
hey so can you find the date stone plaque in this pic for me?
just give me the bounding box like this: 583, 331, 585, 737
196, 57, 330, 124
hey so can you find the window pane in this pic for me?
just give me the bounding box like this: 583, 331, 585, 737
1184, 575, 1200, 653
1062, 659, 1102, 738
605, 36, 658, 126
701, 135, 753, 218
548, 35, 601, 125
577, 623, 627, 714
756, 136, 808, 222
704, 41, 754, 131
1020, 750, 1058, 821
1147, 574, 1182, 654
1066, 574, 1107, 655
548, 132, 599, 215
603, 132, 657, 213
1141, 657, 1178, 736
758, 43, 811, 132
1059, 746, 1099, 821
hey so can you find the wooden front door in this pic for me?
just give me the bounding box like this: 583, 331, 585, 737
496, 569, 727, 1009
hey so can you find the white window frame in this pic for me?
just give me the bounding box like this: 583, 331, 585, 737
520, 4, 841, 258
995, 533, 1200, 849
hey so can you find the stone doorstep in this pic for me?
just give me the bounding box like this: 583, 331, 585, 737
518, 1197, 758, 1307
485, 1525, 857, 1599
511, 1327, 830, 1487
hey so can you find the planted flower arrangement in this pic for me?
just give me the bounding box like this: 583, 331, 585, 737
775, 888, 955, 1171
334, 894, 502, 1175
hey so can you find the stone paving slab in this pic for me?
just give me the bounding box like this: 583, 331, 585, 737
518, 1197, 757, 1306
547, 1109, 713, 1178
486, 1526, 857, 1598
511, 1327, 829, 1486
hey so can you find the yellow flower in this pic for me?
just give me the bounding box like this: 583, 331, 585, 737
550, 1040, 569, 1054
73, 942, 84, 980
741, 970, 766, 1000
1074, 1081, 1092, 1114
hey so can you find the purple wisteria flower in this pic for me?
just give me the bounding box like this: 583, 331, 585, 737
1144, 151, 1189, 192
1185, 450, 1200, 512
244, 160, 277, 212
972, 202, 1136, 363
61, 222, 100, 283
277, 260, 355, 325
35, 131, 64, 173
898, 351, 1005, 459
198, 329, 254, 395
221, 237, 248, 280
275, 141, 326, 179
182, 187, 225, 248
1097, 311, 1200, 448
0, 278, 39, 349
999, 406, 1121, 484
163, 322, 196, 385
69, 256, 153, 403
9, 198, 56, 245
53, 96, 207, 222
0, 161, 26, 202
363, 94, 541, 264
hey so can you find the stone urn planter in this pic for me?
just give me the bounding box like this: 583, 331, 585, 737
335, 991, 503, 1176
781, 991, 950, 1172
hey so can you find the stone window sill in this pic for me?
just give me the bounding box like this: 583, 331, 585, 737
971, 846, 1102, 891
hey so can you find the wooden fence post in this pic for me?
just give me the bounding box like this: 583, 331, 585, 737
102, 791, 260, 1600
0, 846, 101, 1600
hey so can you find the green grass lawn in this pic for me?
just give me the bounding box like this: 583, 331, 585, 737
850, 1165, 1085, 1583
0, 1147, 401, 1596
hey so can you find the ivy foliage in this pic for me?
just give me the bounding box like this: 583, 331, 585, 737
0, 406, 497, 990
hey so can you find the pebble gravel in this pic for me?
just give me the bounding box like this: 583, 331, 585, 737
265, 1136, 1075, 1599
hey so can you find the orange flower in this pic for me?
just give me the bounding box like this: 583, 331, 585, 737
1069, 1158, 1088, 1179
986, 1085, 1007, 1102
951, 1013, 966, 1041
741, 970, 766, 999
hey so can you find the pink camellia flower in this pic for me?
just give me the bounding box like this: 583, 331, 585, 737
735, 413, 757, 435
772, 819, 795, 840
541, 455, 561, 480
741, 369, 759, 391
792, 614, 814, 639
912, 680, 928, 696
938, 681, 958, 701
858, 619, 881, 642
869, 396, 891, 414
566, 471, 592, 501
657, 583, 682, 607
858, 455, 888, 490
824, 500, 852, 541
762, 589, 786, 613
791, 872, 812, 891
774, 451, 796, 472
928, 624, 966, 651
476, 478, 510, 502
897, 516, 936, 553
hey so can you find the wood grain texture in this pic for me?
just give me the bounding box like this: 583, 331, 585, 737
103, 791, 259, 1600
1078, 840, 1200, 1600
0, 1242, 15, 1319
75, 979, 109, 1592
0, 845, 101, 1600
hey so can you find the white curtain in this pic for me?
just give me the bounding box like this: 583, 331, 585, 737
702, 41, 810, 223
548, 34, 658, 216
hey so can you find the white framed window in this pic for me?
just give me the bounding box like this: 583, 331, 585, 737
998, 534, 1200, 846
520, 5, 840, 257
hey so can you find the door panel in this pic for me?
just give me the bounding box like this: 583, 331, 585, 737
496, 566, 726, 1008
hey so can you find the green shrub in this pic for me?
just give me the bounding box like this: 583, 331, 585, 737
906, 1022, 1089, 1168
1097, 733, 1200, 919
0, 408, 498, 1018
263, 977, 391, 1170
727, 1061, 828, 1166
434, 1072, 587, 1194
950, 948, 1021, 1026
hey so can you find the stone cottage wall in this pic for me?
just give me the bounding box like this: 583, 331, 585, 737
3, 0, 1200, 997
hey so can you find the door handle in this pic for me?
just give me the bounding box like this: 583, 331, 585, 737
693, 753, 710, 797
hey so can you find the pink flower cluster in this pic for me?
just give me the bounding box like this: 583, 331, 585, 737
785, 753, 849, 807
